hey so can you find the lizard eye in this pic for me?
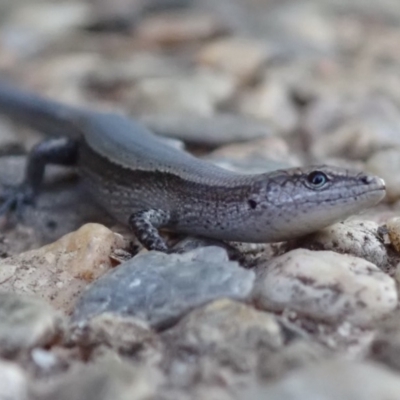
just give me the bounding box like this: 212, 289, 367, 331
306, 171, 328, 188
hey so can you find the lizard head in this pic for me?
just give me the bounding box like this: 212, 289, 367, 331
245, 165, 386, 242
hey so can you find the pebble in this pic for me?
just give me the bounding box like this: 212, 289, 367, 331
311, 97, 400, 160
127, 70, 236, 116
85, 0, 143, 31
290, 220, 388, 268
163, 299, 282, 376
69, 313, 161, 365
32, 356, 160, 400
238, 77, 299, 134
371, 310, 400, 371
252, 249, 397, 327
72, 247, 255, 330
0, 292, 63, 357
161, 299, 283, 394
263, 2, 337, 57
387, 217, 400, 253
367, 149, 400, 202
0, 360, 29, 400
257, 340, 329, 380
86, 52, 186, 89
86, 0, 194, 31
140, 113, 275, 146
208, 136, 299, 167
247, 359, 400, 400
1, 2, 90, 57
0, 224, 127, 314
197, 38, 268, 85
136, 11, 226, 45
32, 53, 103, 107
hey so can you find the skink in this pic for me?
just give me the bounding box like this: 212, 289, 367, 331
0, 82, 386, 251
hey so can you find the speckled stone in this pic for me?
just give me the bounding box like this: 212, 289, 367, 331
290, 220, 388, 268
252, 249, 397, 327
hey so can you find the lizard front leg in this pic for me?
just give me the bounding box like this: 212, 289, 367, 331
0, 137, 78, 216
128, 209, 172, 252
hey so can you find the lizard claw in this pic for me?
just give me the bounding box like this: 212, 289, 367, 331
0, 184, 35, 218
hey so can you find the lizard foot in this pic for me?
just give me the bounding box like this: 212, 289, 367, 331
0, 184, 35, 218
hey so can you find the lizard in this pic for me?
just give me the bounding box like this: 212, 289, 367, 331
0, 81, 386, 251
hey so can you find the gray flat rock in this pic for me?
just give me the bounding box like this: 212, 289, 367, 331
72, 246, 255, 330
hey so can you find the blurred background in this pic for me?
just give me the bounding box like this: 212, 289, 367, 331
0, 0, 399, 197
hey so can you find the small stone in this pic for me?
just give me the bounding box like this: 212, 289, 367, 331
72, 247, 255, 330
257, 340, 329, 380
0, 292, 64, 356
311, 97, 400, 160
264, 2, 337, 56
238, 78, 299, 134
127, 70, 236, 116
86, 0, 194, 31
32, 357, 160, 400
0, 360, 29, 400
290, 220, 388, 268
252, 249, 397, 327
387, 217, 400, 253
367, 149, 400, 202
197, 38, 267, 84
136, 11, 226, 45
69, 313, 161, 364
2, 2, 90, 57
86, 52, 185, 89
85, 0, 143, 31
164, 299, 282, 369
32, 53, 102, 107
208, 136, 299, 168
247, 359, 400, 400
371, 310, 400, 371
0, 223, 127, 314
139, 113, 275, 146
